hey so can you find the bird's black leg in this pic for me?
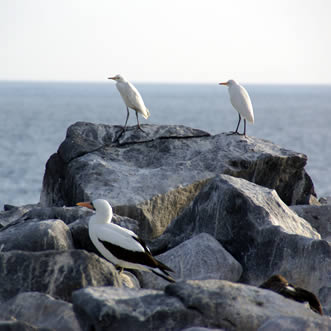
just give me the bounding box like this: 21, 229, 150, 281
123, 107, 130, 131
136, 112, 146, 133
242, 119, 247, 136
235, 114, 241, 134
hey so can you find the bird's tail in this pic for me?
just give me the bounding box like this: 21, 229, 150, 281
142, 108, 150, 120
152, 268, 175, 283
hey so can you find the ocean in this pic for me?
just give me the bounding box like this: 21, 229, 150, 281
0, 81, 330, 206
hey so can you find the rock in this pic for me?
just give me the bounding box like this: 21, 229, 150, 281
151, 175, 330, 314
165, 280, 329, 331
0, 219, 74, 252
138, 233, 242, 290
72, 286, 204, 331
0, 292, 81, 331
182, 328, 225, 331
0, 203, 38, 228
0, 250, 121, 302
72, 280, 328, 331
290, 204, 331, 242
0, 320, 49, 331
257, 315, 331, 331
41, 122, 315, 239
319, 196, 331, 205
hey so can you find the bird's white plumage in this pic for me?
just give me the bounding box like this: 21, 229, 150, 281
110, 74, 150, 119
226, 80, 254, 123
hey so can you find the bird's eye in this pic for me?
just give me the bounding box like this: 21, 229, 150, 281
91, 202, 96, 210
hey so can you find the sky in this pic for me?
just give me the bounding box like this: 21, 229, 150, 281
1, 0, 331, 84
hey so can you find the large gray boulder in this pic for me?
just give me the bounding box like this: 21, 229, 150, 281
165, 280, 330, 331
0, 292, 81, 331
72, 280, 329, 331
151, 175, 330, 314
0, 250, 121, 302
138, 233, 242, 290
290, 204, 331, 242
41, 122, 315, 239
72, 286, 204, 331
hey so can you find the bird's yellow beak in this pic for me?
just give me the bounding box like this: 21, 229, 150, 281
219, 82, 228, 86
108, 76, 116, 80
76, 201, 94, 210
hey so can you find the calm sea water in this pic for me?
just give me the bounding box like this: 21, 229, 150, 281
0, 81, 330, 206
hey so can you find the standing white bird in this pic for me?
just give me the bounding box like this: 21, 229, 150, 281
108, 74, 150, 132
77, 199, 175, 282
219, 79, 254, 136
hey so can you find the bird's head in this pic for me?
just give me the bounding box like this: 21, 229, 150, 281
108, 74, 126, 82
219, 79, 238, 87
77, 199, 113, 223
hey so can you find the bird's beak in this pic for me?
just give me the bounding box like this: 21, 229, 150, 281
219, 82, 228, 86
76, 201, 94, 210
108, 76, 116, 80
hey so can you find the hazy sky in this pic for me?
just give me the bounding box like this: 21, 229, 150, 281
1, 0, 330, 83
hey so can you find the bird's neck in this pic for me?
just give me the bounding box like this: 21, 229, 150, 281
91, 209, 113, 225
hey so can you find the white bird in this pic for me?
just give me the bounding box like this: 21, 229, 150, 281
108, 74, 150, 132
219, 79, 254, 136
77, 199, 175, 282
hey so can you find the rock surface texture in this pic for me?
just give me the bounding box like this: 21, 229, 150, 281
290, 204, 331, 242
0, 123, 328, 330
41, 122, 315, 239
152, 175, 330, 315
137, 233, 243, 290
72, 280, 330, 331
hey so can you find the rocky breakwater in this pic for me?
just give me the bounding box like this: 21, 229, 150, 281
0, 122, 329, 331
41, 122, 315, 239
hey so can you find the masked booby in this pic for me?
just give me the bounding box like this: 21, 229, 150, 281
77, 199, 175, 282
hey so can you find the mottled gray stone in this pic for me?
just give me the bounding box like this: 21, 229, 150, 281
0, 320, 49, 331
138, 233, 242, 290
72, 280, 328, 331
152, 175, 330, 315
290, 204, 331, 242
0, 250, 121, 302
0, 219, 74, 252
72, 286, 204, 331
0, 292, 81, 331
257, 315, 331, 331
0, 203, 38, 228
165, 280, 327, 331
41, 123, 315, 239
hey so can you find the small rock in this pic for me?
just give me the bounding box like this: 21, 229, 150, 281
0, 219, 74, 252
0, 292, 81, 331
138, 233, 242, 290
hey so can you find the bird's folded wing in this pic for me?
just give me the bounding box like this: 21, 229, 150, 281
94, 224, 145, 253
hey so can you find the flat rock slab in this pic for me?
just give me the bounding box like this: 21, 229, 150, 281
0, 250, 121, 302
138, 233, 242, 290
0, 292, 81, 331
152, 175, 331, 315
72, 280, 328, 331
41, 123, 315, 239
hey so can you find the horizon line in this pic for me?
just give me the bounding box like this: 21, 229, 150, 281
0, 79, 331, 86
